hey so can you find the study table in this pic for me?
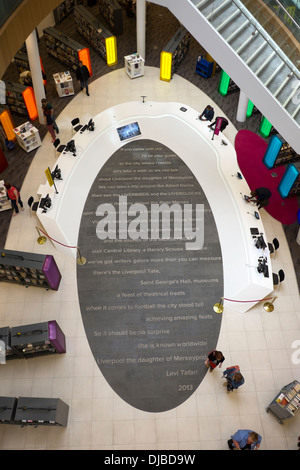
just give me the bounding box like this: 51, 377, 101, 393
36, 101, 273, 312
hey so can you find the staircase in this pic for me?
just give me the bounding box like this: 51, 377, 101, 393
150, 0, 300, 153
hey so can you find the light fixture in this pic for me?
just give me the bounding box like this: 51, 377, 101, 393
105, 36, 118, 66
0, 108, 15, 141
22, 87, 38, 121
160, 51, 172, 82
78, 47, 92, 76
218, 70, 231, 96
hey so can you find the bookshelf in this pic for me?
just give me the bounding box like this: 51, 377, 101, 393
195, 55, 214, 78
43, 26, 88, 72
53, 71, 74, 97
0, 321, 66, 363
0, 249, 62, 291
161, 26, 190, 79
11, 397, 69, 427
13, 121, 41, 153
5, 82, 31, 118
99, 0, 123, 35
74, 4, 117, 65
53, 0, 82, 23
0, 180, 11, 213
266, 381, 300, 423
124, 53, 144, 78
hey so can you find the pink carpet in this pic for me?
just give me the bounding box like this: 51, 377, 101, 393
235, 130, 298, 225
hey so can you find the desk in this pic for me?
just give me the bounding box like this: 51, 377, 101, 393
36, 101, 273, 312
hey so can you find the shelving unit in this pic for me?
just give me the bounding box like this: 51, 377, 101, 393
13, 50, 29, 73
8, 397, 69, 427
275, 142, 300, 168
0, 327, 23, 361
0, 398, 18, 424
43, 26, 89, 73
53, 71, 74, 97
124, 53, 144, 78
195, 55, 214, 78
161, 26, 190, 79
266, 381, 300, 423
11, 320, 66, 358
53, 0, 82, 23
0, 249, 62, 291
0, 180, 12, 213
4, 82, 37, 120
0, 321, 66, 362
74, 5, 117, 65
13, 121, 41, 153
99, 0, 123, 35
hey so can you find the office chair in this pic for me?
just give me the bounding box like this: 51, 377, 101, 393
277, 269, 285, 291
272, 269, 285, 290
27, 196, 39, 217
53, 138, 66, 157
71, 118, 82, 134
272, 238, 279, 258
268, 238, 279, 257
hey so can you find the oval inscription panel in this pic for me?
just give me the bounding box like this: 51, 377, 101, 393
77, 139, 223, 412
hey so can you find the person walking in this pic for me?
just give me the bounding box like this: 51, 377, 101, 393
76, 61, 90, 96
4, 182, 24, 216
222, 365, 244, 391
228, 430, 262, 450
205, 349, 225, 372
41, 98, 59, 133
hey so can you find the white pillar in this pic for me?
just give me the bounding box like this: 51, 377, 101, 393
136, 0, 146, 59
236, 90, 249, 122
25, 30, 46, 125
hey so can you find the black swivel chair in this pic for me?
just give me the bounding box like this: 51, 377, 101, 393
28, 196, 39, 216
53, 138, 66, 157
272, 269, 285, 290
71, 118, 82, 134
268, 238, 279, 258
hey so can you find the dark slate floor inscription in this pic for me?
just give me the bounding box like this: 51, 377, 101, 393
77, 139, 223, 412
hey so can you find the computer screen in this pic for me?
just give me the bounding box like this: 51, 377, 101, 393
117, 122, 141, 141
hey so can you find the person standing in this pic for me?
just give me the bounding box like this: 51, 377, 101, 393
222, 365, 244, 391
205, 349, 225, 372
43, 107, 56, 142
41, 98, 59, 133
4, 183, 24, 216
228, 430, 262, 450
76, 61, 90, 96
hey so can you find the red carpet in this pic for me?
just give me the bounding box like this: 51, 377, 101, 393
235, 130, 298, 225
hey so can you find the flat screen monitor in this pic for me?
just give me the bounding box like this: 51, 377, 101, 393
117, 122, 141, 141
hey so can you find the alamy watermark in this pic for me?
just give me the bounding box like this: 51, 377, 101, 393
95, 196, 204, 250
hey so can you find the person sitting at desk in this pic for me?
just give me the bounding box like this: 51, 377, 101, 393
247, 187, 272, 210
199, 105, 214, 122
208, 116, 229, 132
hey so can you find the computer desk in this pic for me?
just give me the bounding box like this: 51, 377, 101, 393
36, 101, 273, 312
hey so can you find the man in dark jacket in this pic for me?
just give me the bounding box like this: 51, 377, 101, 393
76, 61, 90, 96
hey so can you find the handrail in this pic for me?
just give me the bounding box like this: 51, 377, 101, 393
232, 0, 300, 80
274, 0, 300, 29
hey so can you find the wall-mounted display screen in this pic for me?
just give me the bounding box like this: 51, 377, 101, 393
117, 122, 141, 141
